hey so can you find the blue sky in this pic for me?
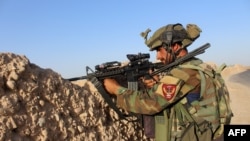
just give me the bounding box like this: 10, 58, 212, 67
1, 0, 249, 78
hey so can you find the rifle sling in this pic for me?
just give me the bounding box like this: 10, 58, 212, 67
90, 77, 136, 121
151, 43, 210, 76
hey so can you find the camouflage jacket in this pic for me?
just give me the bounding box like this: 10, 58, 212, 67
116, 58, 219, 141
116, 59, 202, 115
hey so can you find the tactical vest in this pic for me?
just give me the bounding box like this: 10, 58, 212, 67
154, 59, 233, 141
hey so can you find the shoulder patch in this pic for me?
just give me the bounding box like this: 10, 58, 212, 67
155, 75, 194, 103
162, 84, 176, 101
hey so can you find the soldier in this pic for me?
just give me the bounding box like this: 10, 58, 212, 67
103, 23, 225, 141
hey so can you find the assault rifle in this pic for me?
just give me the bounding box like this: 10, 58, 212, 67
67, 43, 210, 121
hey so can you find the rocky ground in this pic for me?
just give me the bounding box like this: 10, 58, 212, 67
0, 52, 249, 141
0, 53, 149, 141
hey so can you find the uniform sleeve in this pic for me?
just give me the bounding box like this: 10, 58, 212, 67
116, 69, 199, 115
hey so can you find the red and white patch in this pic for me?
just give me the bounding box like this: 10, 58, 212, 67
162, 84, 176, 101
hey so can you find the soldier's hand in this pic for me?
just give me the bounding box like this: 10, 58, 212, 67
103, 78, 120, 95
141, 69, 159, 88
141, 78, 157, 88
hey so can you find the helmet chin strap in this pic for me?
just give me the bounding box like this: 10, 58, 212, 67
163, 43, 179, 63
174, 48, 183, 57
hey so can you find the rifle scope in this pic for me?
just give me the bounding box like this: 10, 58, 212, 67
127, 53, 150, 62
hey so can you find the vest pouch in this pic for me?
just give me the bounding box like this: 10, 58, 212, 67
155, 110, 171, 141
180, 120, 213, 141
143, 115, 155, 138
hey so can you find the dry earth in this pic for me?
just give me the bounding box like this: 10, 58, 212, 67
0, 52, 249, 141
0, 53, 148, 141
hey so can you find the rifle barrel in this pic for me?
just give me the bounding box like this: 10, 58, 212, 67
67, 76, 88, 81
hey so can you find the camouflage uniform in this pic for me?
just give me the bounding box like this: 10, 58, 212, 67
116, 60, 200, 115
116, 58, 218, 141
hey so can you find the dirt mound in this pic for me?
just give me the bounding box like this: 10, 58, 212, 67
228, 70, 250, 87
0, 53, 149, 141
221, 64, 248, 79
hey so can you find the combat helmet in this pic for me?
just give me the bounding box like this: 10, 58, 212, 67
141, 23, 202, 51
